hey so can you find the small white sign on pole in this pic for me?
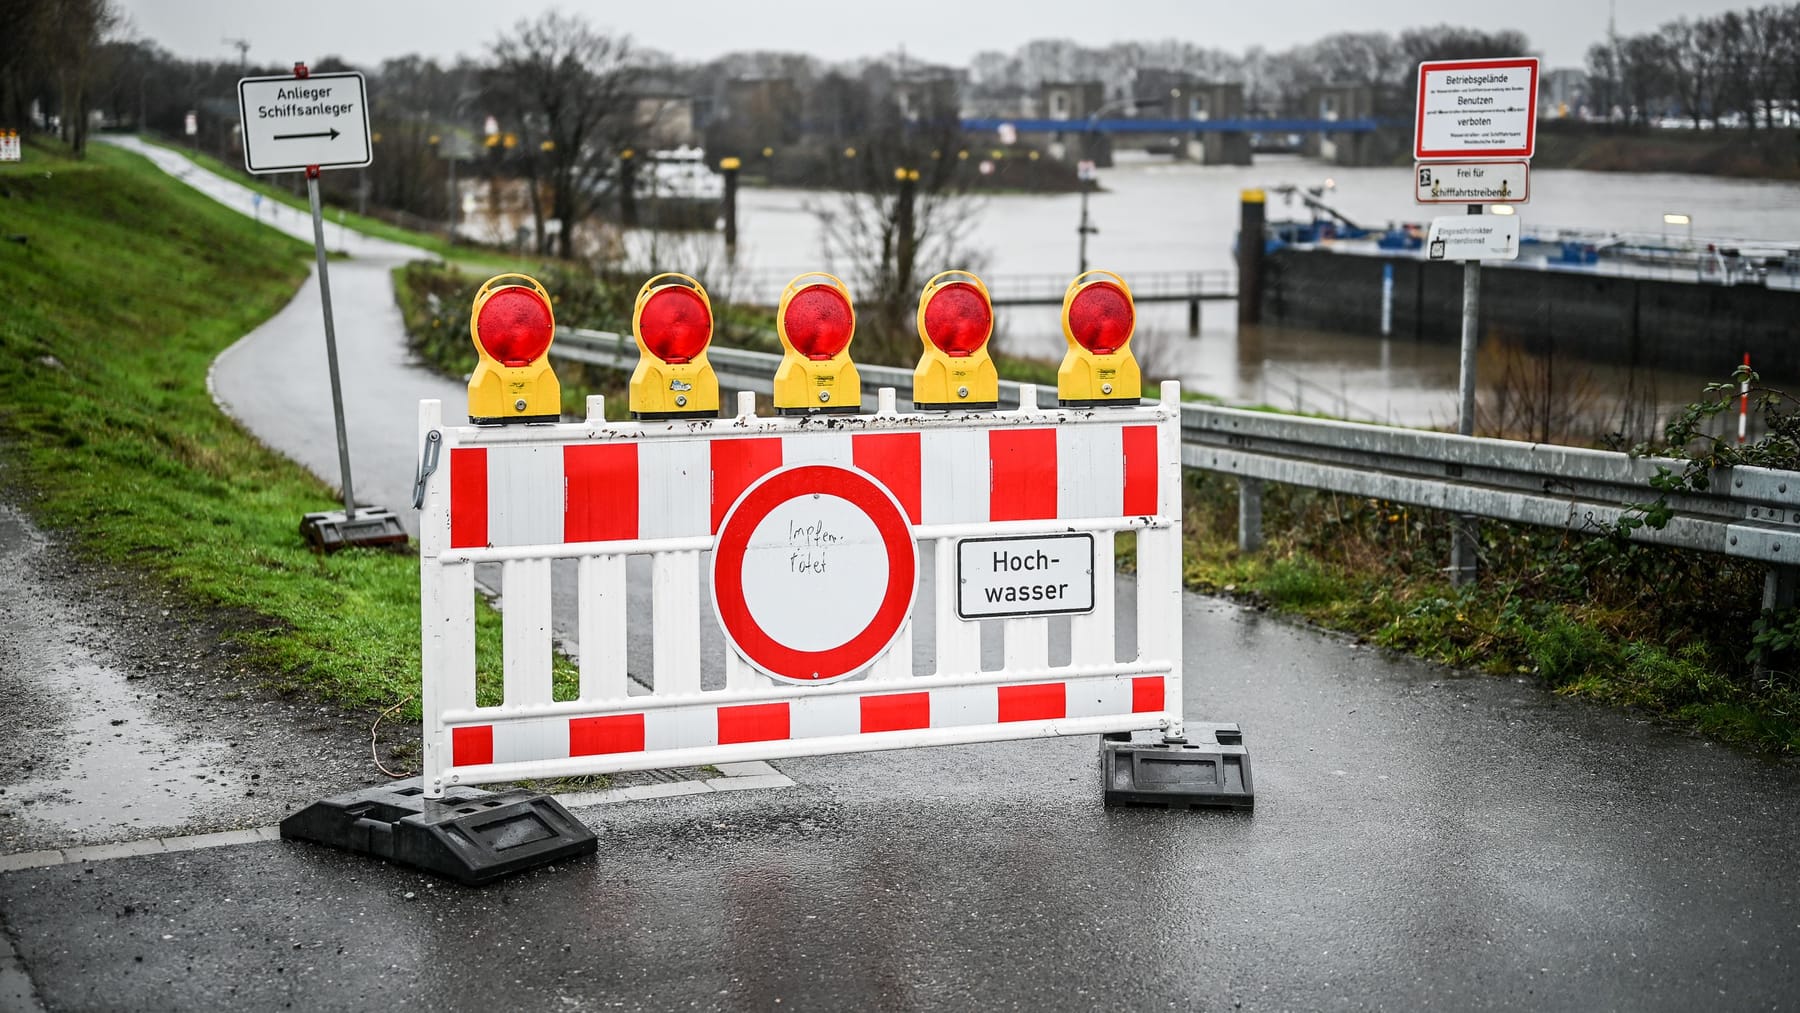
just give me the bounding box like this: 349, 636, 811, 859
1426, 215, 1520, 262
237, 71, 372, 174
957, 533, 1095, 620
1415, 159, 1530, 204
1415, 57, 1539, 160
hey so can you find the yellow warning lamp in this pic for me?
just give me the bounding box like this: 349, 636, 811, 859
468, 273, 561, 425
774, 273, 861, 415
1056, 269, 1141, 407
630, 273, 718, 419
913, 270, 998, 411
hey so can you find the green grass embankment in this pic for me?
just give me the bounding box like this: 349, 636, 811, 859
0, 138, 539, 716
142, 134, 542, 274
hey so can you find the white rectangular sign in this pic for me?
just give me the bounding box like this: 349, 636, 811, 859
1415, 57, 1538, 160
1415, 160, 1529, 204
957, 533, 1094, 620
1426, 214, 1520, 262
237, 72, 372, 174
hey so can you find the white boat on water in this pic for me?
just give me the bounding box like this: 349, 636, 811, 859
635, 146, 724, 203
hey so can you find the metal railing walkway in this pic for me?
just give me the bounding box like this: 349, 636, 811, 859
707, 270, 1238, 308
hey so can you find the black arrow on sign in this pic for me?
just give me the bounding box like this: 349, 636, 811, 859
273, 127, 341, 141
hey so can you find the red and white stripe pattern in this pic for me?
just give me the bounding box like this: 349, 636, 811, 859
446, 422, 1162, 549
447, 674, 1167, 769
417, 392, 1186, 796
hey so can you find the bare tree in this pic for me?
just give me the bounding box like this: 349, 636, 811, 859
0, 0, 118, 155
810, 74, 986, 366
1735, 5, 1786, 129
1664, 19, 1718, 127
1584, 41, 1620, 120
486, 12, 637, 259
1618, 34, 1673, 124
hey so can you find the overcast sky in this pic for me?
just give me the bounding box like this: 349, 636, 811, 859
116, 0, 1748, 72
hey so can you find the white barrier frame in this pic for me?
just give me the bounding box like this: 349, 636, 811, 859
416, 382, 1185, 798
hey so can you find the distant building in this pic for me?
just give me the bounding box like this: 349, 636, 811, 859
1131, 70, 1251, 165
894, 69, 962, 123
1038, 81, 1106, 121
632, 93, 697, 149
1302, 84, 1381, 165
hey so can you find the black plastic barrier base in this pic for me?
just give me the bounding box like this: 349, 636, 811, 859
280, 779, 597, 885
300, 507, 408, 552
1100, 724, 1254, 811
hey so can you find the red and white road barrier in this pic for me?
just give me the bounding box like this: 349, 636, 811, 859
415, 384, 1186, 797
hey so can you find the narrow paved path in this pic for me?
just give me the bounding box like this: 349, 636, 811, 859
105, 137, 463, 541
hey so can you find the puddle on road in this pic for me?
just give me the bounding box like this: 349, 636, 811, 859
0, 506, 245, 846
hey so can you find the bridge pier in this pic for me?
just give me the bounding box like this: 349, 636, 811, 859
1237, 189, 1265, 326
1188, 298, 1200, 336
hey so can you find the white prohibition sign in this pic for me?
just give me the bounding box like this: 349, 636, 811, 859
711, 464, 918, 684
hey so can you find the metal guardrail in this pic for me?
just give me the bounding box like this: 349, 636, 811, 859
552, 328, 1800, 568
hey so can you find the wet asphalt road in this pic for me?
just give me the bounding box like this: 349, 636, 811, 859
5, 596, 1800, 1010
4, 140, 1795, 1011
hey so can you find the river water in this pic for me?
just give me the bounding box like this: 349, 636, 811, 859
481, 153, 1800, 438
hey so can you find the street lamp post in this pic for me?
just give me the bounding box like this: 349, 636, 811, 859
1075, 97, 1154, 275
1077, 163, 1098, 275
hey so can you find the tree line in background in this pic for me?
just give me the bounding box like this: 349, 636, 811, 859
7, 3, 1799, 339
1585, 5, 1800, 128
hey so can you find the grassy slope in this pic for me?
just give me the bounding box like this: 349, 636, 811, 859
0, 139, 526, 714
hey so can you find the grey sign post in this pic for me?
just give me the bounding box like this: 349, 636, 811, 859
237, 63, 403, 551
1414, 56, 1538, 583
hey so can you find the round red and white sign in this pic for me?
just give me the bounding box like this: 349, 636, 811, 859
711, 464, 917, 684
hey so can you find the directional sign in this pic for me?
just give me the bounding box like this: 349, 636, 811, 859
237, 72, 372, 174
957, 533, 1094, 620
1415, 57, 1538, 160
1426, 214, 1520, 262
1415, 159, 1530, 204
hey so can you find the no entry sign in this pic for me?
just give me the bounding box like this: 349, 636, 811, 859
1415, 57, 1539, 160
711, 464, 917, 684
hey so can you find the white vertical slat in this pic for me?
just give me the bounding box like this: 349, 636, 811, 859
577, 554, 628, 701
487, 445, 563, 547
502, 557, 554, 706
1002, 616, 1049, 672
920, 428, 988, 525
1057, 423, 1125, 521
418, 400, 461, 798
653, 549, 703, 695
724, 645, 758, 690
1156, 382, 1185, 732
933, 538, 981, 676
868, 619, 913, 681
782, 431, 854, 468
1070, 533, 1116, 666
639, 440, 710, 540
